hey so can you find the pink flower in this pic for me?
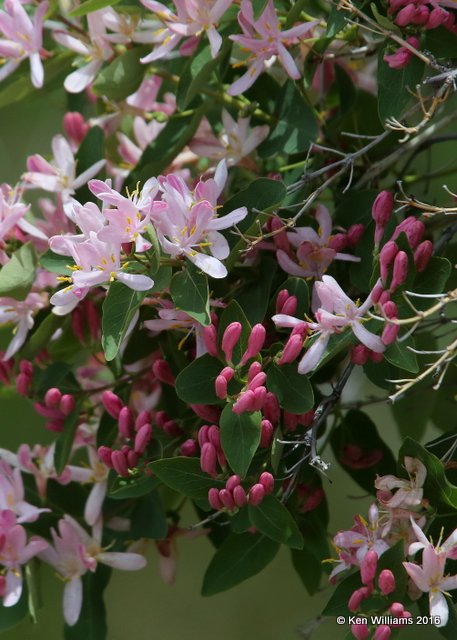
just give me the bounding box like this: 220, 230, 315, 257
375, 457, 426, 509
151, 161, 247, 278
67, 447, 109, 527
100, 7, 160, 45
228, 0, 318, 95
0, 292, 47, 360
140, 0, 233, 62
0, 509, 48, 607
39, 515, 146, 626
276, 205, 360, 279
0, 184, 47, 256
24, 135, 105, 206
0, 460, 49, 523
0, 0, 48, 88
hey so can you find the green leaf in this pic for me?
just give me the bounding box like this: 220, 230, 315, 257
127, 102, 208, 186
384, 335, 419, 373
176, 40, 231, 109
64, 566, 111, 640
248, 495, 304, 549
108, 472, 159, 500
0, 587, 29, 632
130, 491, 168, 539
175, 353, 222, 404
377, 46, 424, 121
40, 249, 74, 275
424, 26, 457, 59
322, 571, 362, 616
267, 363, 314, 414
400, 437, 457, 512
0, 242, 37, 300
101, 281, 147, 361
220, 404, 261, 478
237, 256, 277, 325
330, 409, 396, 495
252, 0, 269, 20
170, 263, 211, 326
326, 4, 347, 37
149, 457, 224, 508
34, 363, 79, 395
21, 313, 66, 359
413, 256, 451, 310
370, 3, 401, 34
54, 404, 81, 475
93, 47, 148, 101
217, 300, 251, 366
258, 81, 318, 157
292, 512, 329, 595
70, 0, 121, 17
202, 532, 279, 596
391, 382, 437, 440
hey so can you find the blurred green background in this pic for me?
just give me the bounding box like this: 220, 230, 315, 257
1, 81, 455, 639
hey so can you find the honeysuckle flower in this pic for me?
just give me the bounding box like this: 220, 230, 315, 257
100, 7, 160, 44
407, 518, 457, 560
0, 509, 48, 607
0, 292, 47, 360
144, 299, 210, 356
0, 184, 47, 258
38, 515, 146, 626
276, 205, 360, 279
375, 457, 427, 509
53, 11, 113, 93
151, 161, 247, 278
140, 0, 233, 62
403, 538, 457, 627
190, 110, 270, 166
228, 0, 318, 95
23, 135, 106, 206
67, 447, 109, 527
0, 461, 49, 523
273, 275, 384, 374
0, 0, 47, 88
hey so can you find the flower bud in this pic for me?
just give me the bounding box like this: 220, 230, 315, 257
117, 406, 134, 439
361, 549, 378, 585
215, 375, 228, 400
197, 425, 210, 447
390, 251, 408, 291
396, 3, 416, 26
111, 450, 129, 477
278, 334, 303, 365
202, 324, 219, 357
222, 322, 242, 363
346, 224, 365, 248
389, 603, 404, 616
101, 391, 124, 419
371, 282, 385, 305
220, 366, 235, 381
219, 489, 236, 511
232, 484, 248, 507
135, 410, 151, 430
200, 442, 217, 476
373, 625, 391, 640
271, 216, 290, 253
412, 5, 429, 25
233, 390, 255, 414
152, 359, 175, 386
351, 345, 369, 366
260, 419, 274, 448
276, 290, 289, 314
191, 404, 221, 423
16, 373, 31, 396
252, 385, 267, 411
45, 388, 62, 408
180, 439, 198, 457
259, 472, 274, 494
19, 360, 33, 376
240, 324, 266, 365
351, 623, 370, 640
378, 569, 396, 595
208, 487, 223, 510
134, 424, 152, 455
249, 483, 265, 506
263, 392, 280, 424
382, 301, 398, 319
247, 361, 262, 382
280, 295, 298, 316
247, 371, 267, 391
348, 586, 370, 612
327, 233, 348, 252
63, 111, 89, 147
225, 475, 241, 492
59, 394, 75, 417
207, 425, 220, 448
414, 240, 433, 272
427, 6, 449, 29
379, 241, 399, 283
98, 446, 113, 468
372, 190, 394, 227
127, 449, 139, 468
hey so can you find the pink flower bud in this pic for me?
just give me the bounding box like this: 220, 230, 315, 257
249, 483, 265, 506
63, 112, 89, 147
253, 386, 267, 411
389, 602, 404, 616
406, 220, 425, 249
232, 484, 248, 507
346, 224, 365, 248
127, 449, 139, 468
111, 450, 129, 477
152, 359, 175, 385
396, 4, 416, 26
369, 350, 384, 363
98, 446, 113, 468
371, 282, 385, 304
271, 216, 290, 253
381, 323, 400, 346
19, 360, 33, 376
232, 390, 255, 414
259, 472, 274, 494
378, 569, 396, 595
45, 388, 62, 408
34, 403, 64, 419
379, 241, 398, 283
263, 392, 280, 424
200, 442, 217, 476
247, 371, 267, 391
46, 419, 65, 432
384, 37, 419, 69
215, 375, 228, 400
276, 290, 289, 314
382, 300, 398, 319
134, 424, 152, 455
222, 322, 242, 362
198, 425, 210, 447
327, 233, 348, 252
412, 5, 429, 25
414, 240, 433, 272
208, 487, 223, 510
225, 475, 241, 492
16, 373, 31, 396
59, 394, 75, 417
135, 410, 151, 430
191, 404, 221, 423
202, 324, 219, 357
207, 425, 221, 448
240, 324, 266, 365
351, 345, 369, 366
260, 419, 273, 448
427, 6, 449, 29
280, 295, 298, 316
163, 419, 181, 437
390, 251, 408, 291
247, 361, 262, 382
361, 549, 378, 585
348, 586, 370, 612
219, 488, 236, 510
379, 290, 391, 305
351, 623, 370, 640
278, 334, 303, 365
372, 191, 394, 227
181, 439, 198, 456
291, 321, 308, 338
373, 625, 391, 640
220, 366, 235, 381
101, 390, 123, 419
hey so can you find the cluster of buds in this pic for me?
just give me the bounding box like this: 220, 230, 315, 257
34, 387, 76, 432
198, 425, 226, 477
208, 471, 275, 511
221, 322, 266, 366
98, 391, 153, 476
15, 360, 33, 396
389, 0, 455, 31
351, 602, 412, 640
62, 112, 90, 151
350, 344, 384, 365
